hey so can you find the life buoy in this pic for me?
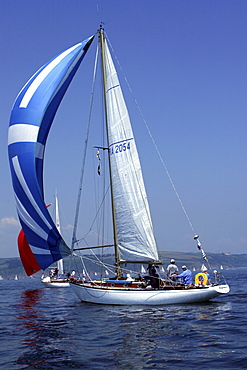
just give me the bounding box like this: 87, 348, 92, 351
195, 273, 208, 286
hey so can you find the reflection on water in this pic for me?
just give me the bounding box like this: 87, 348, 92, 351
15, 287, 75, 368
18, 289, 44, 329
15, 288, 45, 367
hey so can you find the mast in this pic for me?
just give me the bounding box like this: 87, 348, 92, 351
98, 26, 121, 278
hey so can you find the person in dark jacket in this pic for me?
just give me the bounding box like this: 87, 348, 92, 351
147, 263, 159, 288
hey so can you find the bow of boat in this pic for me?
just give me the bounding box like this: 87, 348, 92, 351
212, 284, 230, 295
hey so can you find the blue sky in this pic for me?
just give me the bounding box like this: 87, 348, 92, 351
0, 0, 246, 258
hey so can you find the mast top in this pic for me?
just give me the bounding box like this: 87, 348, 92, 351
99, 24, 104, 32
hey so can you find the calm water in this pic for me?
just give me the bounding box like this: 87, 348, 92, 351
0, 269, 246, 369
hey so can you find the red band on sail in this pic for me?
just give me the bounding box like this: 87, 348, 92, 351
18, 229, 41, 276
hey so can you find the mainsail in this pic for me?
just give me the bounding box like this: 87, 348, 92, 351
104, 40, 159, 263
8, 36, 94, 275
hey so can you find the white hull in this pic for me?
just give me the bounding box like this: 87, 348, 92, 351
70, 282, 230, 305
42, 278, 70, 288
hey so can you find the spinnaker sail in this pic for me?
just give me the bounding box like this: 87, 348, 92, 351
8, 36, 94, 275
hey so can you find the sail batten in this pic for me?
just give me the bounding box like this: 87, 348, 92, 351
8, 35, 94, 275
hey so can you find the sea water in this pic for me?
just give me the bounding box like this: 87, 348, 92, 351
0, 268, 246, 369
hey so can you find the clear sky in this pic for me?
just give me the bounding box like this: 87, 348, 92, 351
0, 0, 246, 258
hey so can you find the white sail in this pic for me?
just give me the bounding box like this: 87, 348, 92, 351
55, 194, 64, 275
104, 41, 159, 263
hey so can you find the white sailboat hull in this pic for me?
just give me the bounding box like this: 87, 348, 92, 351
42, 278, 70, 288
70, 282, 230, 305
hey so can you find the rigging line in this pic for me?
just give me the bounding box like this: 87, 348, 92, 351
80, 256, 111, 267
88, 251, 113, 273
95, 150, 107, 249
78, 255, 90, 278
76, 183, 111, 244
76, 253, 140, 276
106, 33, 196, 236
78, 253, 115, 274
70, 45, 99, 253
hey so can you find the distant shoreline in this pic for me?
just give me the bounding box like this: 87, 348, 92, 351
1, 251, 246, 279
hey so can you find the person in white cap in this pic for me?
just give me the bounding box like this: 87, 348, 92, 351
166, 259, 179, 280
174, 265, 193, 286
201, 266, 210, 284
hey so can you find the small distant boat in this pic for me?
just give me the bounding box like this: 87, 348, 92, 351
41, 276, 69, 288
41, 194, 70, 288
8, 26, 230, 304
14, 275, 19, 280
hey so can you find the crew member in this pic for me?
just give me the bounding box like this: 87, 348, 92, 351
147, 263, 159, 288
174, 265, 192, 286
166, 259, 178, 280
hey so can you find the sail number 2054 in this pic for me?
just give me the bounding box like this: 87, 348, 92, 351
110, 139, 133, 155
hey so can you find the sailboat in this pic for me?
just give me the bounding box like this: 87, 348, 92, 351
8, 26, 229, 305
41, 194, 70, 288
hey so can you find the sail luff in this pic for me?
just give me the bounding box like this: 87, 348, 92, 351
99, 27, 121, 276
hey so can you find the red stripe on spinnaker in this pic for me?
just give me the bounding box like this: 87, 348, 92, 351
18, 229, 41, 276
